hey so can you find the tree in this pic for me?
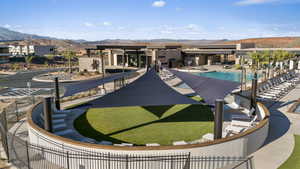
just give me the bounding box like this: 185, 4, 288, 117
273, 50, 285, 75
287, 52, 296, 71
62, 50, 76, 75
96, 50, 105, 76
261, 50, 271, 80
248, 51, 263, 73
25, 55, 34, 69
45, 54, 55, 67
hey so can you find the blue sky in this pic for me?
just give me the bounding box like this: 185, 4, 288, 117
1, 0, 300, 40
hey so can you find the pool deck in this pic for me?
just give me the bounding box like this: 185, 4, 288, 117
251, 83, 300, 169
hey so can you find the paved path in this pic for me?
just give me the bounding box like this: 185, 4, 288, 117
252, 84, 300, 169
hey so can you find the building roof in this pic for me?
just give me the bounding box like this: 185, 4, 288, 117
183, 49, 235, 55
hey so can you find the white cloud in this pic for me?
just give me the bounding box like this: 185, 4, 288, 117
235, 0, 278, 6
152, 1, 166, 7
3, 24, 11, 28
103, 22, 112, 26
186, 24, 201, 31
83, 22, 94, 27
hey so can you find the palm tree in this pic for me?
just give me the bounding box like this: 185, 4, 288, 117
25, 55, 34, 69
261, 50, 272, 79
45, 54, 55, 68
248, 51, 260, 73
287, 52, 296, 71
273, 50, 285, 75
96, 50, 105, 76
62, 50, 76, 75
248, 51, 265, 74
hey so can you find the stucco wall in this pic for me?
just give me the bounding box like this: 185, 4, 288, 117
28, 102, 269, 158
79, 57, 103, 73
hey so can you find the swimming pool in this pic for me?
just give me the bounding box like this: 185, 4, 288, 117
176, 71, 255, 89
194, 71, 255, 82
295, 105, 300, 113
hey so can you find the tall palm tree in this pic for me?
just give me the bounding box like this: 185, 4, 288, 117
248, 51, 260, 73
96, 50, 105, 76
273, 50, 285, 75
287, 52, 296, 71
25, 55, 34, 69
261, 50, 271, 79
62, 50, 76, 75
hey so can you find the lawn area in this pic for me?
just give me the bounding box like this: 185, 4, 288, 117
279, 135, 300, 169
74, 104, 214, 146
189, 96, 204, 102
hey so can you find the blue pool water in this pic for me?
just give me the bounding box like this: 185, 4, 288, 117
295, 105, 300, 113
177, 71, 255, 89
194, 71, 255, 82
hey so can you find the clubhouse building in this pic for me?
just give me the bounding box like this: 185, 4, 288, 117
80, 43, 300, 72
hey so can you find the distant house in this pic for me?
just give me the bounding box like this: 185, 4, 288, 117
34, 45, 56, 56
0, 45, 11, 64
8, 45, 56, 57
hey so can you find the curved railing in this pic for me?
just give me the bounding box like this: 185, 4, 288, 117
27, 100, 270, 155
0, 103, 252, 169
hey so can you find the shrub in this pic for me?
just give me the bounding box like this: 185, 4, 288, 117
234, 64, 242, 70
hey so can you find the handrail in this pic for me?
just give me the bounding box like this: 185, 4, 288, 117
231, 156, 253, 169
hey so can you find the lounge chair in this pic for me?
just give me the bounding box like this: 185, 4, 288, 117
225, 125, 246, 134
173, 141, 188, 146
202, 132, 230, 141
146, 143, 160, 146
231, 115, 258, 128
225, 99, 242, 110
231, 108, 255, 120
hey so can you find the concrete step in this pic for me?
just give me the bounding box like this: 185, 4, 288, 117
40, 113, 67, 120
52, 113, 67, 119
52, 119, 64, 124
54, 129, 74, 136
53, 123, 67, 131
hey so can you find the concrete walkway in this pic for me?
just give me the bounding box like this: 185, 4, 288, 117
252, 84, 300, 169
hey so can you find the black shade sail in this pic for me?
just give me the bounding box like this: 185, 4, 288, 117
89, 69, 198, 108
170, 70, 240, 106
63, 71, 134, 97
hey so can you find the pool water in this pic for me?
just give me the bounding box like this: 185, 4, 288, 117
194, 71, 255, 82
176, 71, 255, 89
295, 105, 300, 113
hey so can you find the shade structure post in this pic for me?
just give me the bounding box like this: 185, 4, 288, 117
43, 97, 52, 132
214, 99, 224, 140
240, 67, 244, 92
137, 50, 141, 68
100, 49, 106, 90
54, 77, 60, 110
100, 49, 105, 76
122, 49, 125, 73
250, 72, 258, 115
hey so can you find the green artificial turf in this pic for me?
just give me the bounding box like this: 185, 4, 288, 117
279, 135, 300, 169
74, 104, 214, 145
189, 96, 204, 102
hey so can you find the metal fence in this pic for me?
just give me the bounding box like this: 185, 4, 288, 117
0, 99, 254, 169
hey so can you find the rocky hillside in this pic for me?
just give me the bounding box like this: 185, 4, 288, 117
0, 27, 54, 41
224, 37, 300, 48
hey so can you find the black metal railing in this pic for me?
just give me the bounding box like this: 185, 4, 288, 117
0, 98, 254, 169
